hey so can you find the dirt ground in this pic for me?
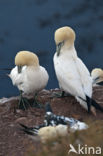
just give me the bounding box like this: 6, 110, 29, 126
0, 86, 103, 156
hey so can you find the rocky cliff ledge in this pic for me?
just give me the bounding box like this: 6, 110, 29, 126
0, 87, 103, 156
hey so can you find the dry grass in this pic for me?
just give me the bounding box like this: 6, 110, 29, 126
26, 120, 103, 156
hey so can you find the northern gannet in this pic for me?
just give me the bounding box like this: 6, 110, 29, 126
43, 103, 88, 130
53, 26, 103, 114
20, 103, 88, 142
20, 124, 68, 143
9, 51, 49, 109
91, 68, 103, 86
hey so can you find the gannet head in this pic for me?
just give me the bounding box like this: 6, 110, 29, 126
54, 26, 76, 56
15, 51, 39, 73
91, 68, 103, 84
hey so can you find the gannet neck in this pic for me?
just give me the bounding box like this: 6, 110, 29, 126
61, 42, 74, 51
64, 39, 75, 49
28, 61, 39, 67
60, 44, 77, 58
27, 64, 40, 70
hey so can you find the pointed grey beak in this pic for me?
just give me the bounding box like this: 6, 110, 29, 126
92, 77, 99, 84
17, 66, 22, 73
56, 41, 64, 56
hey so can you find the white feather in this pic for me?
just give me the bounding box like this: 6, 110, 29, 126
38, 125, 68, 143
38, 123, 88, 142
9, 65, 49, 95
53, 46, 92, 110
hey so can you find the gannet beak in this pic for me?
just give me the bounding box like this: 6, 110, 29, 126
17, 66, 22, 73
94, 77, 99, 81
56, 41, 64, 56
93, 77, 99, 84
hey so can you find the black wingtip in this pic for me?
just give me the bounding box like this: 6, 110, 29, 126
19, 123, 38, 136
97, 81, 103, 86
20, 128, 34, 135
86, 96, 103, 112
22, 129, 35, 136
45, 102, 53, 113
86, 96, 91, 113
91, 99, 103, 112
19, 123, 29, 129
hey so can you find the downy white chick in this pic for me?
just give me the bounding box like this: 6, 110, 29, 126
20, 124, 68, 143
38, 125, 68, 143
9, 51, 49, 109
53, 26, 103, 114
91, 68, 103, 86
20, 103, 88, 142
20, 123, 88, 143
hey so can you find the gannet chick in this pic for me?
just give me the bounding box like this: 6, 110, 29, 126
53, 26, 103, 114
20, 103, 88, 142
38, 125, 68, 143
20, 122, 87, 143
44, 103, 88, 129
91, 68, 103, 86
20, 124, 68, 143
9, 51, 49, 109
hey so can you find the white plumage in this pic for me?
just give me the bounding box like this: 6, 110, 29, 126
54, 48, 92, 110
9, 51, 49, 108
20, 122, 88, 143
20, 103, 88, 142
10, 65, 48, 95
38, 125, 68, 143
53, 26, 95, 111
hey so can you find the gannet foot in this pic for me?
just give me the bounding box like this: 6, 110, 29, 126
18, 97, 31, 110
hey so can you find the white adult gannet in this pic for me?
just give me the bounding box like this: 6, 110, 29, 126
53, 26, 103, 114
9, 51, 49, 109
91, 68, 103, 86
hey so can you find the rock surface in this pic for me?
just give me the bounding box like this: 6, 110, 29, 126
0, 87, 103, 156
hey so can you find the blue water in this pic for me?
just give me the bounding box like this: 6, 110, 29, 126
0, 0, 103, 98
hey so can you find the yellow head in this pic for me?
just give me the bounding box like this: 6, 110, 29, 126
54, 26, 76, 56
91, 68, 103, 84
15, 51, 39, 67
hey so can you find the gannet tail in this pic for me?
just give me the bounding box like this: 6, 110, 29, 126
19, 123, 38, 135
96, 81, 103, 86
86, 96, 103, 112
